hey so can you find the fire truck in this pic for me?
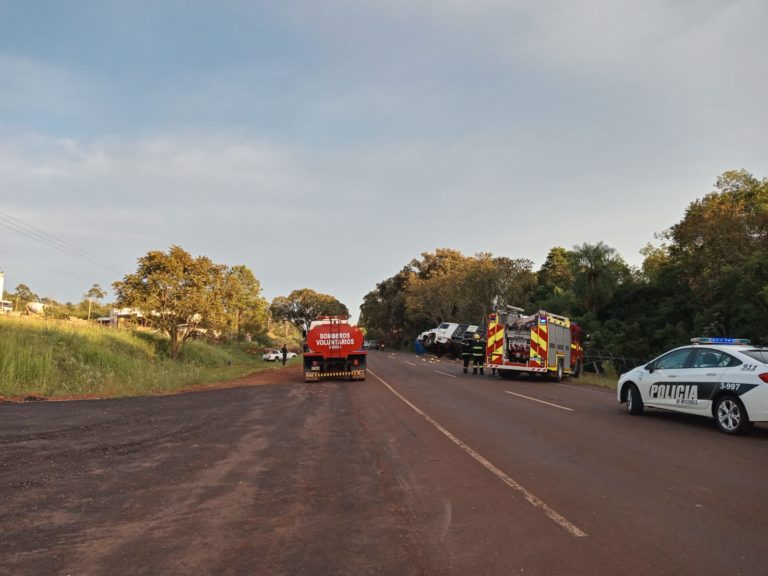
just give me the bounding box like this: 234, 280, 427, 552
486, 307, 583, 381
303, 316, 367, 382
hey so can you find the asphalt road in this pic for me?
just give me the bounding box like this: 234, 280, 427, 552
1, 351, 767, 575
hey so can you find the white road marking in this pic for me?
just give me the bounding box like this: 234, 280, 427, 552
432, 370, 457, 379
369, 369, 587, 538
406, 361, 417, 366
504, 391, 574, 412
557, 383, 612, 395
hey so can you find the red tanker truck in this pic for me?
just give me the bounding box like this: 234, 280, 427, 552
303, 316, 367, 382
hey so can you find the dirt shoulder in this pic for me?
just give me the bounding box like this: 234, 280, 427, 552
0, 364, 305, 404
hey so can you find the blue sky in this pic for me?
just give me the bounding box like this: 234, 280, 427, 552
1, 0, 766, 318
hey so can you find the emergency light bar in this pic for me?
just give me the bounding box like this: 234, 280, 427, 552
690, 337, 750, 345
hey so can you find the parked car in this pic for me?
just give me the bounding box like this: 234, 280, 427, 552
617, 337, 768, 434
262, 350, 298, 362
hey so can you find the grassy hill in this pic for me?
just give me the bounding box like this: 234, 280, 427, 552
0, 316, 294, 400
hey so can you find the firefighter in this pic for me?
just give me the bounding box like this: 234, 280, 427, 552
461, 336, 473, 374
471, 332, 485, 375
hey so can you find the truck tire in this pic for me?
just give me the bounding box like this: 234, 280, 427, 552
573, 360, 583, 379
555, 359, 564, 382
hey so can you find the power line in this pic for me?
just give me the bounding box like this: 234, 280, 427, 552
0, 209, 124, 274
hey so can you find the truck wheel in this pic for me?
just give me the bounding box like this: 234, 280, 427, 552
714, 395, 752, 435
573, 360, 583, 379
555, 360, 564, 382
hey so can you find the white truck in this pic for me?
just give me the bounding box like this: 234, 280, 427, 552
419, 321, 483, 357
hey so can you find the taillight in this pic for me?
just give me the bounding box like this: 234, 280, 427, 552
758, 373, 768, 383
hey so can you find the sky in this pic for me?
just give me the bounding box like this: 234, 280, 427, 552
1, 0, 766, 320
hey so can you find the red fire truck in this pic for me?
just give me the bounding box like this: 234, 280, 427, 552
303, 316, 367, 382
486, 307, 583, 381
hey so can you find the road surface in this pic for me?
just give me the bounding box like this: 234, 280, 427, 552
1, 350, 767, 575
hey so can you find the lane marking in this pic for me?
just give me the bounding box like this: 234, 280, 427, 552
557, 383, 612, 395
504, 391, 574, 412
432, 370, 457, 379
369, 369, 587, 538
406, 361, 417, 366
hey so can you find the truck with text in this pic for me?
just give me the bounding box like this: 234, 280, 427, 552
486, 307, 583, 381
303, 316, 367, 382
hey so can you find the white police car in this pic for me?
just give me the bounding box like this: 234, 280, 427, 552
617, 338, 768, 434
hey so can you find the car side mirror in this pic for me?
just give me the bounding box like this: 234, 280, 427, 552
645, 363, 655, 374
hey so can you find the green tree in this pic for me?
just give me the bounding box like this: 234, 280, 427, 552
359, 267, 413, 347
223, 265, 269, 338
13, 284, 38, 303
85, 283, 107, 320
270, 289, 349, 334
112, 245, 228, 359
570, 242, 631, 315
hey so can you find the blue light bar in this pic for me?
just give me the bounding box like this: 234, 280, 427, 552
690, 337, 750, 345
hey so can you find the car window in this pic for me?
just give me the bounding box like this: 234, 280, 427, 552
742, 349, 768, 364
690, 348, 736, 368
655, 348, 693, 370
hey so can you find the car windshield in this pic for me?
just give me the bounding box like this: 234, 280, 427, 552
741, 349, 768, 364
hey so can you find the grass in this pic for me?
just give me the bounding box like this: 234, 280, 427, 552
0, 316, 295, 400
572, 372, 617, 391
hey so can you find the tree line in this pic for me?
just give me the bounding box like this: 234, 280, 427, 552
360, 170, 768, 362
3, 246, 347, 361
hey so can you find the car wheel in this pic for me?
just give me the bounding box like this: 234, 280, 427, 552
625, 383, 644, 415
714, 395, 752, 435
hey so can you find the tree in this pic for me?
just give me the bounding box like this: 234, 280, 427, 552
112, 246, 228, 359
85, 283, 107, 320
223, 265, 269, 338
13, 284, 38, 303
570, 242, 630, 315
359, 267, 413, 347
270, 289, 349, 334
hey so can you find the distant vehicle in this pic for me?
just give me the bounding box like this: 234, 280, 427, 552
25, 302, 46, 315
304, 316, 366, 382
262, 350, 298, 362
0, 300, 12, 314
419, 321, 483, 357
363, 339, 379, 350
617, 337, 768, 435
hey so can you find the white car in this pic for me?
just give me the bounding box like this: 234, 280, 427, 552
262, 350, 298, 362
617, 338, 768, 434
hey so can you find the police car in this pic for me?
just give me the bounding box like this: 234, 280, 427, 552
617, 338, 768, 434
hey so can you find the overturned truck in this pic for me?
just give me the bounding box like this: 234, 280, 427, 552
419, 321, 486, 358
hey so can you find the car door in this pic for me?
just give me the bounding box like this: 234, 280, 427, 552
643, 348, 695, 410
672, 348, 733, 412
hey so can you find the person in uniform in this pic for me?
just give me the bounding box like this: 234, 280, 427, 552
461, 336, 473, 374
471, 333, 485, 375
